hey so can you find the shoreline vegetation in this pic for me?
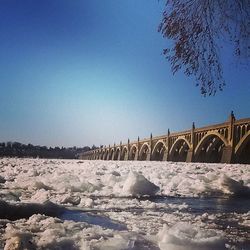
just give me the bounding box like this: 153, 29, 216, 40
0, 142, 95, 159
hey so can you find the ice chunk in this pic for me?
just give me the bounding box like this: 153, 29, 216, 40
220, 175, 250, 196
4, 234, 35, 250
34, 181, 52, 191
93, 232, 159, 250
122, 171, 159, 196
4, 223, 35, 250
0, 190, 20, 202
80, 197, 94, 207
158, 223, 225, 250
60, 194, 81, 205
30, 189, 50, 203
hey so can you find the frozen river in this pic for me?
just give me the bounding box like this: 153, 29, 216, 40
0, 158, 249, 249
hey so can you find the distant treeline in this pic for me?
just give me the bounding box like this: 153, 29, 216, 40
0, 142, 96, 159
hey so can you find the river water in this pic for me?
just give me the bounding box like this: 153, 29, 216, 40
59, 195, 250, 249
158, 196, 250, 214
0, 158, 249, 249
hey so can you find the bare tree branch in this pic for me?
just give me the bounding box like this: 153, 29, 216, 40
159, 0, 250, 96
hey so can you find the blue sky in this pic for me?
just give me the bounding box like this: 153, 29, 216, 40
0, 0, 249, 147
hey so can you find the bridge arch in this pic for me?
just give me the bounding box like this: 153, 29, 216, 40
99, 150, 104, 160
113, 148, 120, 160
138, 143, 151, 161
103, 150, 109, 160
95, 150, 100, 160
169, 137, 191, 162
129, 145, 138, 161
151, 140, 167, 161
108, 149, 114, 160
98, 150, 102, 159
235, 131, 250, 164
120, 146, 128, 161
194, 132, 228, 163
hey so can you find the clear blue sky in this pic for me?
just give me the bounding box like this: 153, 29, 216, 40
0, 0, 249, 147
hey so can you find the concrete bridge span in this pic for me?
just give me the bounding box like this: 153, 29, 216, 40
80, 113, 250, 164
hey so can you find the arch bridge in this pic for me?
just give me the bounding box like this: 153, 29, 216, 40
80, 113, 250, 164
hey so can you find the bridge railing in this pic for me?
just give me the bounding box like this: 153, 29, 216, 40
194, 122, 228, 133
234, 118, 250, 125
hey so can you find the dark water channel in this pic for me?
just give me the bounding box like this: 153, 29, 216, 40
59, 195, 250, 231
153, 196, 250, 214
58, 196, 250, 249
60, 209, 127, 231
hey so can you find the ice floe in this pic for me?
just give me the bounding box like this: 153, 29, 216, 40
122, 171, 160, 196
158, 222, 225, 250
0, 158, 249, 249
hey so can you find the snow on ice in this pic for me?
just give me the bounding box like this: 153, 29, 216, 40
0, 158, 249, 249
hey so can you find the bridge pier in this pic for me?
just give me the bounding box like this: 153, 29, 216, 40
146, 152, 151, 161
134, 151, 139, 161
124, 153, 129, 161
186, 122, 195, 163
163, 152, 168, 161
221, 146, 233, 163
117, 153, 121, 161
186, 149, 194, 162
220, 112, 235, 163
